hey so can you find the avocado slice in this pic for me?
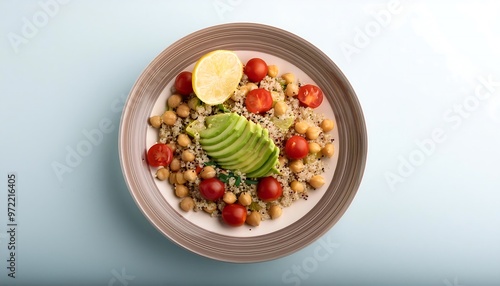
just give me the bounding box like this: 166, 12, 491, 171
200, 115, 244, 146
215, 122, 262, 164
242, 142, 276, 174
199, 113, 237, 139
206, 121, 257, 159
222, 133, 274, 174
196, 112, 280, 178
203, 116, 247, 153
246, 146, 280, 178
219, 128, 270, 171
216, 124, 263, 164
264, 166, 281, 177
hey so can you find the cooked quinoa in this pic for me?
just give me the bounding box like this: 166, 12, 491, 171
152, 67, 335, 223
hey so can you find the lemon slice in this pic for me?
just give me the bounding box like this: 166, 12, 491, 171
192, 50, 243, 105
271, 115, 295, 132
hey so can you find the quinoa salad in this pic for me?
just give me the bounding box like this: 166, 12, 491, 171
146, 51, 336, 227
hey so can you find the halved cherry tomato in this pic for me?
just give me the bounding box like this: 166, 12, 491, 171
244, 58, 268, 82
245, 88, 273, 114
174, 71, 193, 96
297, 84, 324, 108
147, 143, 173, 167
199, 178, 225, 201
285, 135, 309, 160
257, 176, 283, 202
222, 204, 247, 226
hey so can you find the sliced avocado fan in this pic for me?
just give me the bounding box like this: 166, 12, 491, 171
196, 113, 280, 178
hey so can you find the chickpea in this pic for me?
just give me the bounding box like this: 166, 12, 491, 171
267, 65, 278, 78
161, 110, 177, 126
169, 172, 177, 184
236, 85, 250, 97
268, 205, 282, 219
246, 211, 261, 227
238, 192, 252, 206
308, 142, 321, 154
285, 83, 299, 97
183, 169, 197, 182
322, 143, 335, 158
294, 121, 309, 134
177, 134, 191, 147
289, 160, 304, 173
278, 156, 288, 167
167, 94, 182, 108
320, 119, 335, 132
309, 175, 325, 189
290, 180, 305, 193
176, 103, 190, 118
200, 166, 216, 179
180, 197, 194, 212
170, 158, 181, 172
181, 150, 195, 162
149, 115, 162, 128
156, 168, 169, 181
223, 192, 237, 204
281, 73, 295, 84
204, 202, 217, 214
175, 172, 187, 185
274, 101, 288, 116
245, 82, 258, 91
175, 184, 189, 198
306, 126, 321, 140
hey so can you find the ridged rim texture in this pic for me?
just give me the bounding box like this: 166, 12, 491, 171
119, 23, 367, 263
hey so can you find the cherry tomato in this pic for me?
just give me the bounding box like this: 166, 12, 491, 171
199, 178, 225, 201
245, 88, 273, 114
174, 71, 193, 96
244, 58, 268, 82
297, 84, 324, 108
257, 177, 283, 202
222, 204, 247, 226
285, 135, 309, 160
147, 143, 173, 167
195, 165, 203, 174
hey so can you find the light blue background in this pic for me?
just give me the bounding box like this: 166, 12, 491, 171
1, 0, 500, 285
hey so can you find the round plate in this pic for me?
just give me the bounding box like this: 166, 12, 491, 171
119, 23, 367, 263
